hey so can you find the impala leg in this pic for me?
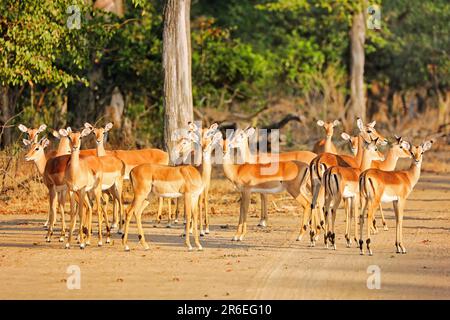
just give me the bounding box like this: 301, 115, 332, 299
167, 198, 172, 226
329, 199, 339, 250
65, 193, 78, 249
379, 204, 388, 231
258, 194, 268, 227
116, 177, 124, 232
184, 193, 193, 250
199, 192, 205, 236
359, 198, 368, 255
366, 200, 378, 256
204, 187, 210, 234
192, 194, 202, 250
135, 199, 149, 251
57, 191, 67, 242
296, 193, 311, 241
174, 198, 180, 223
394, 199, 407, 254
344, 197, 351, 247
78, 189, 88, 249
156, 197, 163, 223
46, 187, 57, 242
234, 190, 250, 241
85, 194, 93, 246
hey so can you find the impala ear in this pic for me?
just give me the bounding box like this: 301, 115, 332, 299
401, 140, 411, 151
245, 127, 256, 137
18, 124, 28, 133
52, 130, 60, 139
41, 138, 50, 148
422, 140, 433, 152
81, 128, 92, 137
59, 129, 68, 137
316, 120, 325, 127
209, 123, 218, 131
37, 124, 47, 133
104, 122, 114, 132
341, 132, 351, 141
368, 120, 376, 128
188, 131, 200, 144
84, 122, 94, 130
188, 121, 199, 131
23, 139, 32, 146
212, 131, 223, 144
356, 118, 364, 131
332, 120, 340, 127
394, 134, 401, 143
66, 127, 72, 133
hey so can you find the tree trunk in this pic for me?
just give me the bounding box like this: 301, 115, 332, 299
0, 86, 18, 148
349, 2, 366, 123
163, 0, 193, 164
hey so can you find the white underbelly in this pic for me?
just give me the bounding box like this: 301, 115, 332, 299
102, 184, 113, 190
250, 185, 285, 194
381, 193, 399, 203
155, 192, 183, 198
342, 186, 356, 198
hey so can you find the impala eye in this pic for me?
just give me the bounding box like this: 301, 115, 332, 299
35, 147, 39, 151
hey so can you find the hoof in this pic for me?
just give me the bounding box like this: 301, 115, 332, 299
197, 246, 203, 251
188, 246, 193, 251
124, 245, 130, 252
166, 224, 172, 228
232, 236, 238, 241
117, 229, 124, 235
205, 228, 210, 234
383, 226, 389, 231
65, 243, 70, 249
238, 235, 244, 241
45, 237, 51, 243
85, 241, 91, 246
106, 238, 111, 244
359, 251, 364, 255
296, 235, 303, 241
258, 220, 267, 228
174, 219, 179, 224
143, 245, 150, 251
368, 250, 373, 256
200, 231, 205, 237
333, 244, 337, 250
59, 236, 65, 242
80, 243, 86, 249
98, 241, 103, 247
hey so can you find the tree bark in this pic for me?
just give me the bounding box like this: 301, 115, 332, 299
163, 0, 194, 164
0, 86, 18, 148
349, 2, 366, 122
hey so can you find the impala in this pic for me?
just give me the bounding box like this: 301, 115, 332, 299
222, 129, 311, 242
85, 122, 126, 232
60, 127, 106, 249
312, 120, 340, 154
232, 126, 317, 230
340, 132, 358, 156
122, 130, 213, 251
18, 124, 47, 144
322, 138, 385, 249
358, 140, 433, 255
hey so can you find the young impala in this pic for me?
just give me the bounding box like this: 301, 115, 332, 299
322, 138, 385, 249
84, 122, 126, 232
60, 127, 106, 249
122, 130, 220, 251
312, 120, 340, 154
358, 140, 433, 255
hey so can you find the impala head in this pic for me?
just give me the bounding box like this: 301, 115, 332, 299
317, 119, 339, 137
356, 118, 388, 146
341, 132, 359, 155
201, 123, 219, 149
52, 128, 72, 154
223, 127, 255, 155
59, 127, 91, 152
84, 122, 113, 145
24, 137, 50, 161
363, 138, 385, 162
392, 135, 413, 159
203, 131, 223, 156
18, 124, 47, 144
408, 140, 433, 165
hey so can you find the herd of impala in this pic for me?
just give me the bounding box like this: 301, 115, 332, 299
17, 117, 433, 255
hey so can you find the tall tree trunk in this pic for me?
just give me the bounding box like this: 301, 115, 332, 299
0, 86, 18, 148
163, 0, 193, 164
349, 2, 366, 123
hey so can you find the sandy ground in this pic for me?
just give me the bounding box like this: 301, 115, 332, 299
0, 172, 449, 300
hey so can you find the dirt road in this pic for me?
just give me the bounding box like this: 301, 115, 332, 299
0, 173, 449, 299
